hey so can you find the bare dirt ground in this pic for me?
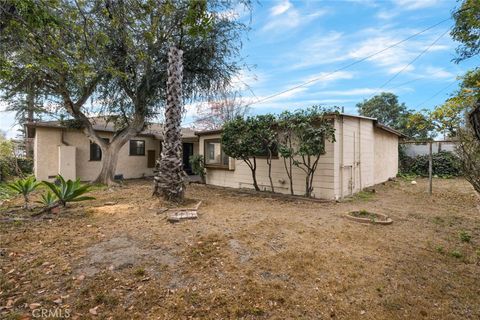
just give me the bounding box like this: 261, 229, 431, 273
1, 178, 479, 319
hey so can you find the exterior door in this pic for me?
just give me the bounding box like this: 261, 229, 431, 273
147, 150, 156, 168
182, 143, 194, 175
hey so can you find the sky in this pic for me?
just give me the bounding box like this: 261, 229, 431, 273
1, 0, 478, 137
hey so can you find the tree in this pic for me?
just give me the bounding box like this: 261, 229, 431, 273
357, 92, 407, 128
0, 0, 248, 186
357, 92, 434, 139
254, 114, 277, 192
153, 47, 185, 201
451, 0, 480, 62
221, 116, 265, 191
193, 91, 250, 130
403, 110, 436, 140
277, 111, 297, 195
292, 107, 336, 198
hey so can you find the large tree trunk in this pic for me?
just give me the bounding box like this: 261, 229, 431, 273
153, 46, 185, 202
93, 138, 125, 186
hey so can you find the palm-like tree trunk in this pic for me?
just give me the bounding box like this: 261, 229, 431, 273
153, 46, 185, 201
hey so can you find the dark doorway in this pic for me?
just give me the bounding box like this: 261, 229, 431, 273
147, 150, 156, 168
182, 143, 194, 175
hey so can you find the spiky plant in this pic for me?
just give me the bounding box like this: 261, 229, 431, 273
6, 176, 41, 210
43, 175, 95, 207
38, 191, 58, 207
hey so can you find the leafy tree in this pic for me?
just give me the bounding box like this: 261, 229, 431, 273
357, 92, 407, 128
254, 114, 277, 192
357, 92, 435, 139
277, 111, 297, 195
0, 0, 248, 186
292, 107, 336, 198
451, 0, 480, 62
221, 116, 265, 191
403, 110, 436, 140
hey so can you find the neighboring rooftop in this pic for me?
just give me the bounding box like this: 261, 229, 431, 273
27, 118, 197, 139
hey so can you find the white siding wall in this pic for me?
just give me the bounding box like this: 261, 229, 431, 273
199, 133, 336, 199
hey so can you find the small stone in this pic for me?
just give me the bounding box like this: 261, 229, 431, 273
360, 310, 366, 315
411, 181, 417, 185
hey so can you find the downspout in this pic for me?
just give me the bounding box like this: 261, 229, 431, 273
358, 118, 362, 190
340, 115, 344, 200
61, 129, 70, 146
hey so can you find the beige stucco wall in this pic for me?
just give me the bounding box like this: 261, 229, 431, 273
199, 133, 336, 199
34, 127, 198, 182
373, 128, 399, 184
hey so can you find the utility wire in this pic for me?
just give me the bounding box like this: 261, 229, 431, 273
414, 80, 458, 109
246, 16, 453, 107
367, 27, 452, 99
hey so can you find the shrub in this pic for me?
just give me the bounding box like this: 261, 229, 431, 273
399, 151, 461, 177
459, 230, 472, 243
189, 154, 206, 183
6, 176, 41, 209
43, 175, 95, 207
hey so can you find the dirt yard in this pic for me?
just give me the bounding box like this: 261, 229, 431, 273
1, 178, 479, 319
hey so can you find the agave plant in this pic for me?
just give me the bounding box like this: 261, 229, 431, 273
38, 191, 58, 207
7, 176, 41, 210
43, 175, 95, 207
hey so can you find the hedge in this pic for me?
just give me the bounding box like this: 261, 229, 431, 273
399, 150, 461, 177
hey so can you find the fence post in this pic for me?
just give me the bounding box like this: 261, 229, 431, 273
428, 141, 432, 195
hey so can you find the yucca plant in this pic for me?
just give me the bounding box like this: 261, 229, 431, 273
6, 176, 41, 210
43, 175, 95, 207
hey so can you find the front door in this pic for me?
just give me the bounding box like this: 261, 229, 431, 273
182, 143, 194, 175
147, 150, 156, 168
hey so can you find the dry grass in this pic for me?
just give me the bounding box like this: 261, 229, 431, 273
0, 178, 479, 319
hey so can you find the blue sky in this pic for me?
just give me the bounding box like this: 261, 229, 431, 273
1, 0, 478, 137
183, 0, 478, 122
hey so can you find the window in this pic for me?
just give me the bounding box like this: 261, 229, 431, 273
204, 139, 229, 168
129, 140, 145, 156
90, 138, 109, 161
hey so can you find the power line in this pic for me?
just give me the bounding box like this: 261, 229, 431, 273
246, 16, 453, 107
414, 80, 458, 109
367, 27, 452, 99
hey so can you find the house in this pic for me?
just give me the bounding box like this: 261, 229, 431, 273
28, 119, 199, 182
196, 114, 404, 200
29, 113, 403, 200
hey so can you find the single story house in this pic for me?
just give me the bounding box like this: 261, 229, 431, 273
29, 113, 403, 199
196, 114, 404, 200
28, 118, 199, 182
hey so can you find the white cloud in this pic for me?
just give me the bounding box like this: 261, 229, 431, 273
262, 1, 328, 33
422, 66, 455, 79
288, 25, 451, 77
393, 0, 441, 10
317, 87, 400, 96
270, 0, 292, 16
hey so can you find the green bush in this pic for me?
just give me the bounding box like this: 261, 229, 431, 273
399, 151, 461, 177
